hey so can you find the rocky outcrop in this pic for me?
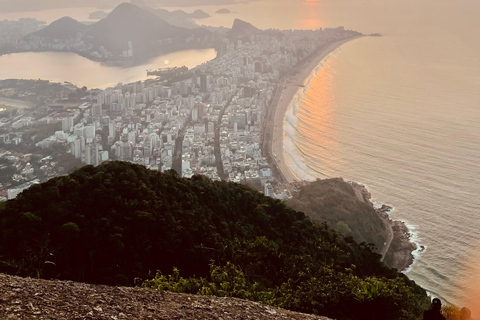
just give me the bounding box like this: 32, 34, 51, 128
0, 273, 332, 320
388, 221, 418, 271
350, 182, 417, 271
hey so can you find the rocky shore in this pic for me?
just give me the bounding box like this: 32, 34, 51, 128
0, 273, 332, 320
350, 181, 417, 271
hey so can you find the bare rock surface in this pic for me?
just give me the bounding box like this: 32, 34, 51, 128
349, 181, 417, 271
0, 273, 333, 320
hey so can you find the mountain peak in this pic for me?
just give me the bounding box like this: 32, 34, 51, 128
29, 16, 86, 40
107, 2, 144, 17
231, 19, 260, 34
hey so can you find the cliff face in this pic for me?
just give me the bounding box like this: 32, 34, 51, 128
0, 273, 332, 320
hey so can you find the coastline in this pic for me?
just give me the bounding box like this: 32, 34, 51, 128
265, 36, 418, 272
350, 181, 418, 272
267, 36, 362, 184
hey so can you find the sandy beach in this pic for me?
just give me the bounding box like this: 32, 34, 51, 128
267, 36, 362, 184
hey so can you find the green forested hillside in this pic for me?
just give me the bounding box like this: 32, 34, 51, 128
0, 161, 429, 319
287, 179, 387, 255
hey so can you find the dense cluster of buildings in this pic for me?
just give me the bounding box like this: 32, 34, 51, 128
0, 26, 357, 199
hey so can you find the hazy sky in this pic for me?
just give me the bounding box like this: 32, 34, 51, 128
0, 0, 257, 12
0, 0, 120, 12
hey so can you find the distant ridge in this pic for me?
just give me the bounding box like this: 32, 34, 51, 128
169, 9, 191, 19
88, 11, 108, 20
85, 3, 189, 57
154, 8, 210, 20
29, 17, 86, 40
20, 3, 214, 60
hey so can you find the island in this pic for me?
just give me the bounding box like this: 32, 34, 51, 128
216, 8, 231, 14
88, 11, 109, 20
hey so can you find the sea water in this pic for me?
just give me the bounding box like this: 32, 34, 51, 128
185, 0, 480, 309
280, 1, 480, 309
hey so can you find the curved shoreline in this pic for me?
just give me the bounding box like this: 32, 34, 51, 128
265, 36, 419, 272
268, 36, 362, 183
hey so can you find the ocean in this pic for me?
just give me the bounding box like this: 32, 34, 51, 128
277, 0, 480, 310
2, 0, 479, 311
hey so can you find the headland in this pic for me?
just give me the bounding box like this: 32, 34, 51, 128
350, 182, 418, 271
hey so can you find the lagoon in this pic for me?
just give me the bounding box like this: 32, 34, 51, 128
0, 48, 217, 89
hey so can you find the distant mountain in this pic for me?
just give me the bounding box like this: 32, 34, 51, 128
85, 3, 208, 58
28, 17, 86, 40
230, 19, 260, 34
149, 8, 210, 28
88, 11, 109, 20
190, 9, 211, 19
151, 8, 185, 21
20, 3, 213, 60
228, 19, 283, 43
164, 9, 210, 20
170, 9, 190, 19
152, 0, 247, 6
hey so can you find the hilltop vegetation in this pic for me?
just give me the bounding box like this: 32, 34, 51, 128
287, 179, 416, 270
0, 161, 429, 319
287, 179, 387, 257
